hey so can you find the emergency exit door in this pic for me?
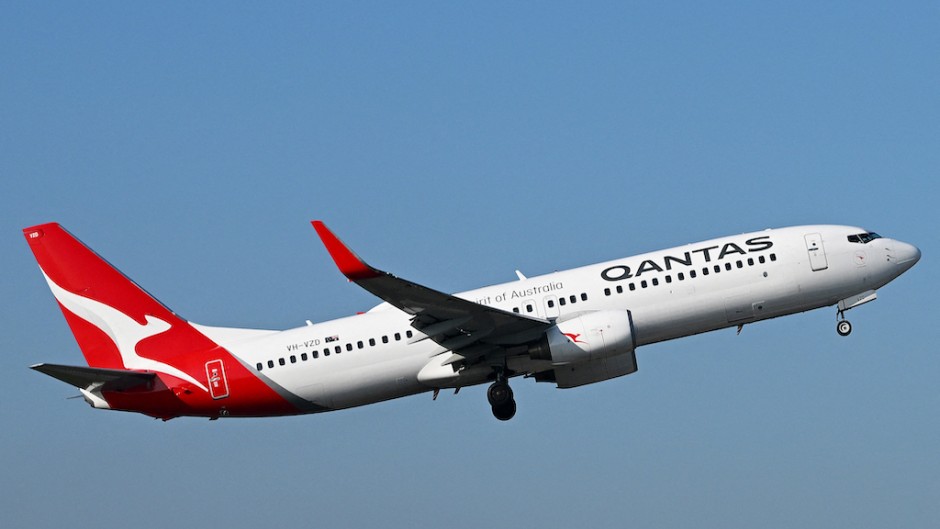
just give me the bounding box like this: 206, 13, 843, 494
805, 233, 828, 271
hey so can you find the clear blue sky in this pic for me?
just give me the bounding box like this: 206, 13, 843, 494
2, 2, 937, 528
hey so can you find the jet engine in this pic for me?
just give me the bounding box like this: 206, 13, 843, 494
528, 310, 635, 365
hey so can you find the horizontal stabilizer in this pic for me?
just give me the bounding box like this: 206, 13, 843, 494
31, 363, 156, 391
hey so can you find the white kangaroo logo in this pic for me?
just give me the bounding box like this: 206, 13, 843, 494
43, 272, 208, 392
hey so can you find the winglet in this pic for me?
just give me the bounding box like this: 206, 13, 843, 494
312, 221, 382, 280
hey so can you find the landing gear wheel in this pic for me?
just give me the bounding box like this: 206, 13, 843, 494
492, 400, 516, 421
487, 380, 516, 420
837, 320, 852, 336
487, 381, 513, 407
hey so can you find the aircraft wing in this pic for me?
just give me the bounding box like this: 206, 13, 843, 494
312, 221, 552, 361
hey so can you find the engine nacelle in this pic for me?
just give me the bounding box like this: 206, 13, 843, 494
529, 310, 635, 365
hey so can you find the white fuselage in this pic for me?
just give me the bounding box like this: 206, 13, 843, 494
198, 225, 919, 411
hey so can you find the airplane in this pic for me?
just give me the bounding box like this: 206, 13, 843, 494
24, 221, 920, 421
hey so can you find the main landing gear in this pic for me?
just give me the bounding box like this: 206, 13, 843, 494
836, 310, 852, 337
487, 370, 516, 421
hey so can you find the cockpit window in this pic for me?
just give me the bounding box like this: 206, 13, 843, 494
848, 232, 882, 244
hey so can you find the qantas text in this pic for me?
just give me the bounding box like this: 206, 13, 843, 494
600, 236, 774, 281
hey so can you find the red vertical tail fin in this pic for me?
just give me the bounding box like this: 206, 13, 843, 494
23, 223, 214, 389
25, 223, 309, 419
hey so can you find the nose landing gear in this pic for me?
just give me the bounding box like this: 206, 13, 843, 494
836, 308, 852, 336
837, 319, 852, 336
487, 371, 516, 421
835, 290, 879, 337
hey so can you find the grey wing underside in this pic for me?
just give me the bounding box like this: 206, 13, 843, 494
312, 221, 552, 365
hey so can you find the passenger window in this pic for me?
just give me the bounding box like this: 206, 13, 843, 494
629, 283, 636, 291
301, 353, 308, 361
559, 298, 566, 306
357, 341, 364, 349
290, 355, 297, 363
346, 343, 352, 352
690, 270, 697, 278
395, 333, 401, 341
279, 358, 285, 366
678, 272, 685, 281
714, 265, 721, 273
382, 336, 389, 344
267, 360, 274, 368
512, 307, 520, 313
665, 275, 672, 283
324, 349, 330, 357
652, 278, 659, 286
369, 338, 376, 346
747, 258, 754, 266
581, 293, 588, 301
725, 262, 732, 271
641, 280, 648, 288
335, 346, 341, 354
526, 304, 533, 312
569, 295, 577, 304
617, 285, 624, 294
736, 261, 743, 269
549, 299, 557, 307
702, 267, 709, 276
603, 288, 610, 297
312, 351, 319, 359
770, 253, 777, 261
406, 330, 413, 339
256, 363, 263, 371
759, 255, 766, 264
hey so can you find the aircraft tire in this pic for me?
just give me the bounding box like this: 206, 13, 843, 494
487, 381, 513, 407
837, 320, 852, 336
492, 400, 516, 421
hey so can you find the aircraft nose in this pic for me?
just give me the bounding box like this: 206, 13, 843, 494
893, 241, 921, 271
